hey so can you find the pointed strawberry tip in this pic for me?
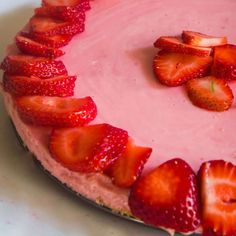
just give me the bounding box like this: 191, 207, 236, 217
107, 139, 152, 188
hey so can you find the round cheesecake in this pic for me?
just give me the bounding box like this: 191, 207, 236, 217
2, 0, 236, 235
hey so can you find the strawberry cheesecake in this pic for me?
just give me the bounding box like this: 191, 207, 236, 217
1, 0, 236, 235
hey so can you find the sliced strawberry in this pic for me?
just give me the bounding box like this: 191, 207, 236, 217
42, 0, 81, 6
106, 139, 152, 188
3, 74, 76, 97
129, 158, 201, 233
0, 55, 67, 78
35, 5, 86, 22
21, 31, 73, 48
77, 0, 90, 11
153, 50, 213, 86
16, 96, 97, 127
49, 124, 129, 172
198, 160, 236, 236
186, 76, 233, 111
16, 35, 64, 58
154, 37, 212, 56
42, 0, 91, 11
29, 15, 84, 36
182, 31, 227, 47
212, 44, 236, 80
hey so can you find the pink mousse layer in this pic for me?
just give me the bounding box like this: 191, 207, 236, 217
3, 0, 236, 229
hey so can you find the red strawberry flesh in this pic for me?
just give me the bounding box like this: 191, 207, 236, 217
16, 96, 97, 127
49, 124, 129, 172
16, 35, 64, 58
154, 36, 212, 56
42, 0, 91, 11
106, 139, 152, 188
153, 50, 213, 86
35, 5, 86, 22
21, 31, 73, 48
3, 74, 76, 97
29, 15, 84, 36
212, 44, 236, 80
129, 158, 201, 233
186, 76, 234, 112
198, 160, 236, 236
77, 0, 90, 11
0, 54, 67, 78
182, 31, 228, 47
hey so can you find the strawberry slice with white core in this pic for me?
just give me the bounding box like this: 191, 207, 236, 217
3, 74, 76, 97
212, 44, 236, 80
16, 35, 64, 58
186, 76, 234, 112
0, 54, 67, 78
153, 50, 213, 86
29, 15, 84, 36
49, 124, 129, 172
154, 36, 212, 56
182, 31, 228, 47
21, 31, 73, 48
106, 139, 152, 188
129, 158, 201, 233
35, 5, 86, 22
16, 96, 97, 127
198, 160, 236, 236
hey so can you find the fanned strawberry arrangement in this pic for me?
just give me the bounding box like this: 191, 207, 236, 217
1, 1, 236, 235
0, 0, 153, 185
153, 31, 235, 112
0, 0, 153, 205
